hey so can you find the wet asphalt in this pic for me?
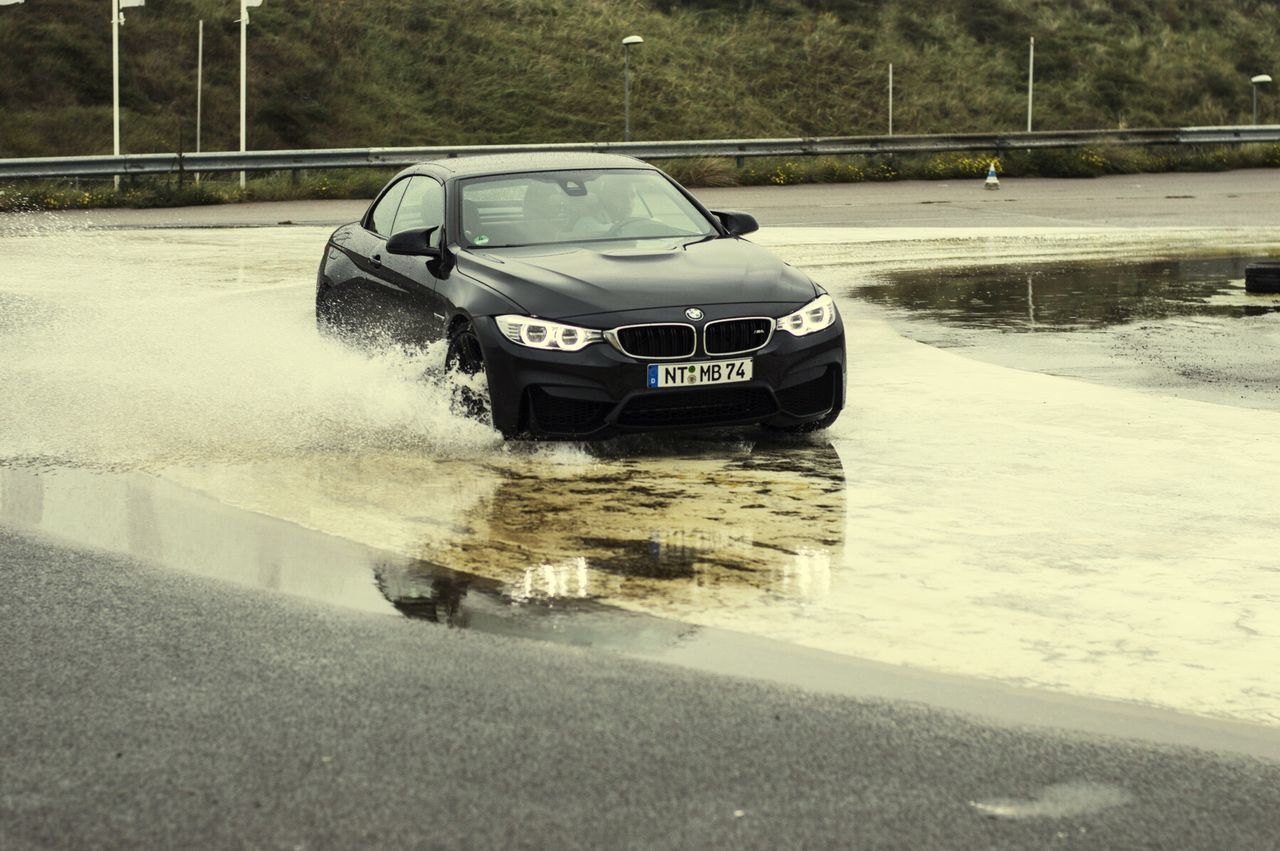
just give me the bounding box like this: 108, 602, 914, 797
5, 170, 1280, 848
6, 525, 1280, 850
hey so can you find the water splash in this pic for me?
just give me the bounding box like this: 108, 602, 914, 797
0, 222, 501, 468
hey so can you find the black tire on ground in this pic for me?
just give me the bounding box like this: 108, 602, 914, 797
444, 320, 493, 425
1245, 261, 1280, 294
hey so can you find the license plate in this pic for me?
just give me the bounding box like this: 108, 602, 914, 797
647, 358, 753, 388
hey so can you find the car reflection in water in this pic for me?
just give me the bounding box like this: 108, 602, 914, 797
0, 438, 847, 641
375, 438, 847, 626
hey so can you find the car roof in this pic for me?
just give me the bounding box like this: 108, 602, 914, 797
410, 152, 654, 179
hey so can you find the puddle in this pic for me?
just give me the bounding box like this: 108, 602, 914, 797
0, 463, 690, 651
6, 221, 1280, 734
8, 461, 1280, 762
858, 255, 1280, 331
159, 438, 847, 612
0, 437, 847, 622
855, 254, 1280, 410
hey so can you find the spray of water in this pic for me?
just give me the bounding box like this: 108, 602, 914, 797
0, 220, 504, 469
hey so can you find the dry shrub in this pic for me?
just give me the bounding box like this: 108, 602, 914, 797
658, 158, 740, 188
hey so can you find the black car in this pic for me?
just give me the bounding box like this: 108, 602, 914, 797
315, 153, 845, 439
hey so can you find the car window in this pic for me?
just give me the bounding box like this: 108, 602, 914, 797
633, 183, 708, 233
368, 179, 410, 237
459, 169, 716, 248
391, 176, 445, 246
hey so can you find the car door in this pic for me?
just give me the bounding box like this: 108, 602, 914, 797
348, 175, 446, 346
350, 176, 408, 285
383, 175, 450, 341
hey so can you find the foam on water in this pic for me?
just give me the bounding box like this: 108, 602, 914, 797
0, 219, 503, 468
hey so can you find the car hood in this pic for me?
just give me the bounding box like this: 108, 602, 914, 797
455, 237, 818, 320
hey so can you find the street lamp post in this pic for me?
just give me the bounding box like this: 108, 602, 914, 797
196, 20, 203, 184
622, 34, 643, 142
1026, 36, 1035, 132
239, 0, 264, 189
112, 0, 146, 190
888, 63, 893, 135
1252, 74, 1272, 125
112, 0, 120, 186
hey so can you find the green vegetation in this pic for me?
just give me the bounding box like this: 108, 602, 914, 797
1, 0, 1278, 207
0, 169, 394, 212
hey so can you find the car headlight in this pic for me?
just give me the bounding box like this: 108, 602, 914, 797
497, 315, 603, 352
776, 294, 837, 336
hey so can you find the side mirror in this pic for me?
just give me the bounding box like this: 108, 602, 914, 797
713, 210, 759, 237
386, 226, 441, 257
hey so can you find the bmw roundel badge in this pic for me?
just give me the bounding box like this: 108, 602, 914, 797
684, 307, 705, 321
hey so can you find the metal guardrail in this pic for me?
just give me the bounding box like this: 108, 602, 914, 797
1, 126, 1278, 181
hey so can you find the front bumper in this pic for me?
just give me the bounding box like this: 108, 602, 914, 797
474, 313, 846, 438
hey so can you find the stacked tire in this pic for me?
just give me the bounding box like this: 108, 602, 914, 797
1245, 261, 1280, 294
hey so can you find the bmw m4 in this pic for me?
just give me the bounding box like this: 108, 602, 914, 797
315, 153, 845, 439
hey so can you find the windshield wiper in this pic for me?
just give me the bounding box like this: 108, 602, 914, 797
680, 234, 718, 250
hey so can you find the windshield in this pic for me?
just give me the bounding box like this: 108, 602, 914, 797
458, 169, 718, 248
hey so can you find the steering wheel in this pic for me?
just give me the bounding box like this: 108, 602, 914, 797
606, 216, 657, 236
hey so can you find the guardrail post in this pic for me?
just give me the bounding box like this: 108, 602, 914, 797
177, 130, 185, 190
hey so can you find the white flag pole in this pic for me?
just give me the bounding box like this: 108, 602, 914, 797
239, 0, 265, 189
1027, 36, 1035, 133
111, 0, 144, 190
112, 0, 120, 189
238, 1, 264, 189
196, 19, 203, 184
240, 0, 247, 189
888, 63, 894, 136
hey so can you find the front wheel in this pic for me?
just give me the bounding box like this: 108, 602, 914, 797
444, 320, 493, 424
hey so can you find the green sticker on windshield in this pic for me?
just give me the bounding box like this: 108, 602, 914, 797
474, 234, 490, 246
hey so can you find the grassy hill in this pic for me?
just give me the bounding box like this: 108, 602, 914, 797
1, 0, 1278, 161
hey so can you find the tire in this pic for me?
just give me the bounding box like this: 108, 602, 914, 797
444, 320, 493, 424
1245, 262, 1280, 294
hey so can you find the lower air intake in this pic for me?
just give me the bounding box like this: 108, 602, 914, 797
775, 368, 837, 416
528, 388, 611, 435
618, 386, 777, 428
